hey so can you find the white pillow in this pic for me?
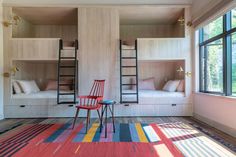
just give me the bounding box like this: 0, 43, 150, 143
163, 80, 180, 92
17, 80, 40, 94
12, 80, 22, 94
177, 80, 185, 92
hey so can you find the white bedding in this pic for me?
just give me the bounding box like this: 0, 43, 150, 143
122, 90, 185, 104
12, 90, 74, 99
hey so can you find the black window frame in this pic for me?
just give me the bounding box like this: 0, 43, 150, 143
199, 11, 236, 96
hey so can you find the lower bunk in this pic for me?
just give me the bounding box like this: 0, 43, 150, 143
6, 90, 192, 118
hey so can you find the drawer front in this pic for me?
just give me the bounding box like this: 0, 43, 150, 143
48, 104, 76, 117
5, 105, 48, 118
158, 104, 192, 116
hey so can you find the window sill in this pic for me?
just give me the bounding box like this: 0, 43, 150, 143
194, 92, 236, 101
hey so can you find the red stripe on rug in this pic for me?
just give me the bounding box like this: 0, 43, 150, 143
2, 124, 47, 143
12, 124, 62, 157
150, 123, 184, 157
0, 124, 33, 143
28, 124, 63, 144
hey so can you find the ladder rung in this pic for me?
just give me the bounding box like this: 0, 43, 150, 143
122, 66, 136, 68
122, 49, 136, 50
122, 75, 137, 77
60, 57, 76, 59
122, 93, 138, 95
59, 83, 74, 86
120, 101, 138, 104
60, 66, 76, 68
122, 84, 137, 86
59, 75, 75, 77
59, 93, 75, 95
58, 101, 77, 104
121, 57, 136, 59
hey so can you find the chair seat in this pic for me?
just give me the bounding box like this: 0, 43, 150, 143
76, 104, 101, 110
99, 100, 115, 105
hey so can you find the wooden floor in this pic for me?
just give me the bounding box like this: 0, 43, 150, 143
0, 116, 235, 147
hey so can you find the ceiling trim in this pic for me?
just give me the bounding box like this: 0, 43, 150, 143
2, 0, 192, 7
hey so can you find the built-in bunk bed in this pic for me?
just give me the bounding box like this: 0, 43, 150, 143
5, 7, 79, 118
118, 7, 192, 116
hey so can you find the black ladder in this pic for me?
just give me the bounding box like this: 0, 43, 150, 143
57, 39, 78, 104
120, 40, 139, 104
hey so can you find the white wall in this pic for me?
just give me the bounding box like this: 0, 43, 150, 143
194, 94, 236, 137
0, 0, 4, 120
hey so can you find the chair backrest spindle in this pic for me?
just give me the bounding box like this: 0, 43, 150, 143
89, 80, 105, 97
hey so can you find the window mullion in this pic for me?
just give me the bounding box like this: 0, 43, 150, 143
225, 12, 232, 96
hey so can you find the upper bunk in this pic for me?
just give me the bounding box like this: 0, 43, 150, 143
118, 7, 192, 104
10, 7, 78, 60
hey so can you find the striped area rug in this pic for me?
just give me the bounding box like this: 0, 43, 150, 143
0, 122, 235, 157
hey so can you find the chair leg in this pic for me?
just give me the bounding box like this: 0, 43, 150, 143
97, 109, 101, 121
72, 108, 80, 129
85, 110, 90, 133
100, 106, 104, 133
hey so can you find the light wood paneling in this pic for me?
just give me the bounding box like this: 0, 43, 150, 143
13, 7, 77, 25
138, 38, 188, 60
139, 61, 184, 89
34, 25, 77, 41
120, 25, 182, 40
0, 2, 4, 119
77, 7, 119, 100
12, 15, 35, 38
11, 38, 59, 60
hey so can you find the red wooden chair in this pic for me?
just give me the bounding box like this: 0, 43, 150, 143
72, 80, 105, 133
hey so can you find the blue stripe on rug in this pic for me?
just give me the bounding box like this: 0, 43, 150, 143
129, 123, 139, 142
120, 123, 132, 142
73, 124, 87, 142
113, 123, 120, 142
92, 125, 102, 142
44, 123, 71, 142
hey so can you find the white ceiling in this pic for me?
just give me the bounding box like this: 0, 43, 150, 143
13, 7, 77, 25
119, 7, 184, 25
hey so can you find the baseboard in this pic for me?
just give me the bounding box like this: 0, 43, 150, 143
193, 113, 236, 138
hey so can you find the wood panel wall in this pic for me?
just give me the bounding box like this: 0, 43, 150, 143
139, 61, 184, 90
120, 24, 184, 40
34, 25, 77, 41
0, 2, 4, 119
77, 7, 119, 100
12, 14, 35, 38
11, 38, 59, 60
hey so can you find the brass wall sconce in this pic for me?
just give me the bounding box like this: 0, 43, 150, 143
176, 66, 184, 73
3, 66, 19, 77
185, 72, 192, 77
187, 21, 193, 27
178, 16, 185, 26
3, 15, 21, 27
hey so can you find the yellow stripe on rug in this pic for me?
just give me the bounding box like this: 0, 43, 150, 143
135, 123, 148, 142
82, 123, 100, 142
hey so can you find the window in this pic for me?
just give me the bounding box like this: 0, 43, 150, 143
200, 39, 223, 93
199, 8, 236, 96
203, 17, 223, 41
205, 39, 223, 92
231, 9, 236, 29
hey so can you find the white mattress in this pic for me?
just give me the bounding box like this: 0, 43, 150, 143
122, 90, 185, 104
12, 90, 74, 99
